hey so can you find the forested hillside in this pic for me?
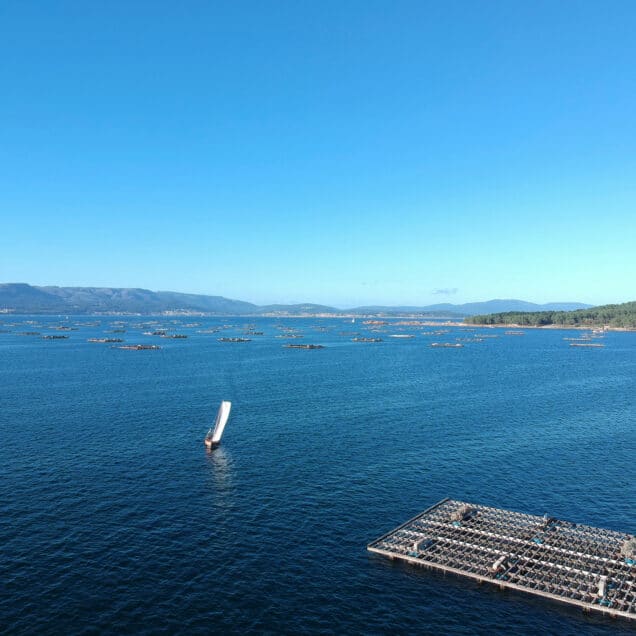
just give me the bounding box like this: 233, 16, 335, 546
465, 301, 636, 329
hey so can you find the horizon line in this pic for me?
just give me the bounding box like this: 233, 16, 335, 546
0, 282, 608, 309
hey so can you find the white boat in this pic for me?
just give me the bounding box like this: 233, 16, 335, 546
204, 401, 232, 449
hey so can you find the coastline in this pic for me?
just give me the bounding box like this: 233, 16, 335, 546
2, 312, 635, 331
461, 322, 636, 332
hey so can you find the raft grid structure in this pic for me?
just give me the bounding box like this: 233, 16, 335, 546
367, 498, 635, 620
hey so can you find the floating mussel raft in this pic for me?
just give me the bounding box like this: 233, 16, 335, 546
368, 498, 635, 620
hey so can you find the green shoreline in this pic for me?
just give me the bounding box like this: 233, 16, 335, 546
462, 322, 635, 332
464, 300, 636, 330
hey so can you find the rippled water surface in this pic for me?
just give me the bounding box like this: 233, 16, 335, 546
1, 317, 634, 634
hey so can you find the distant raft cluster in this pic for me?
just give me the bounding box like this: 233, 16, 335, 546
0, 317, 613, 355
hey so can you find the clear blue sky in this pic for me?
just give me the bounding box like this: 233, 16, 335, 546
1, 1, 635, 307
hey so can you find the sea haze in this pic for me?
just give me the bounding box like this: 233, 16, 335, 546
1, 317, 634, 635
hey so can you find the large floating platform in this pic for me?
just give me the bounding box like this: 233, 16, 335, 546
368, 498, 635, 620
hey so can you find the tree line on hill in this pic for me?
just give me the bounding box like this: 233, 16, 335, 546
465, 301, 636, 329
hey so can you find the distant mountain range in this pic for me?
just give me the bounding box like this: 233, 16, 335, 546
0, 283, 592, 316
347, 300, 591, 315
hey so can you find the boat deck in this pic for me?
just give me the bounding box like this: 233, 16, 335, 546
368, 498, 635, 620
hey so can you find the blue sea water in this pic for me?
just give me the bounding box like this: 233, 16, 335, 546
1, 317, 634, 635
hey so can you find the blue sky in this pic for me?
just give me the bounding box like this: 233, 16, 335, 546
1, 1, 635, 307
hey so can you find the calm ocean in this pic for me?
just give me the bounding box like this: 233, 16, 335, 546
1, 317, 634, 635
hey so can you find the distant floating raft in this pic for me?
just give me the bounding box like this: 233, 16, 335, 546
570, 343, 605, 348
368, 498, 635, 621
